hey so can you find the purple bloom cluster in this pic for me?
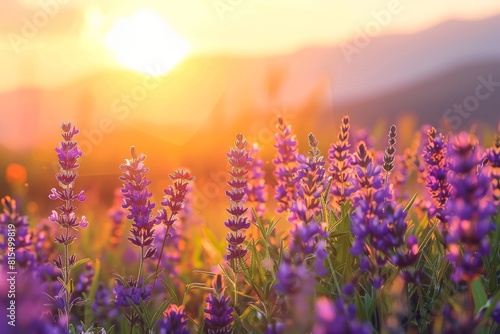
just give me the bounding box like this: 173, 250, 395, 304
275, 222, 327, 296
423, 127, 451, 231
289, 133, 326, 225
246, 142, 268, 220
445, 133, 496, 282
114, 277, 152, 307
312, 297, 370, 334
48, 122, 88, 245
120, 146, 156, 260
328, 116, 354, 210
350, 138, 418, 288
225, 133, 252, 262
156, 169, 194, 228
203, 274, 234, 334
273, 117, 299, 213
485, 133, 500, 206
159, 304, 190, 334
0, 196, 35, 269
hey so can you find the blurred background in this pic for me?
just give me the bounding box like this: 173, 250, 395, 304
1, 0, 499, 229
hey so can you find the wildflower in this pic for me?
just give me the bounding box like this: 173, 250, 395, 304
445, 132, 496, 282
383, 125, 397, 183
328, 115, 354, 209
154, 169, 194, 280
74, 261, 94, 297
48, 122, 88, 330
120, 146, 156, 260
289, 133, 326, 225
225, 134, 252, 262
203, 274, 234, 334
423, 127, 451, 232
273, 117, 299, 213
246, 142, 268, 220
114, 277, 151, 307
0, 196, 35, 269
159, 304, 190, 334
485, 133, 500, 205
312, 298, 371, 334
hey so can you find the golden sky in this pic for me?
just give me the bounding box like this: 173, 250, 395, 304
1, 0, 500, 90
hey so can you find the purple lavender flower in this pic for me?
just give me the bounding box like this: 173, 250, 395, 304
485, 133, 500, 206
445, 132, 496, 282
74, 262, 93, 298
423, 127, 451, 233
153, 169, 194, 283
265, 322, 286, 334
0, 196, 35, 269
159, 304, 190, 334
273, 117, 299, 213
48, 123, 88, 242
275, 222, 328, 295
203, 274, 234, 334
225, 134, 252, 262
114, 277, 151, 307
92, 283, 119, 324
493, 299, 500, 324
328, 116, 354, 210
350, 140, 418, 288
246, 142, 268, 220
120, 146, 156, 260
289, 133, 326, 225
48, 122, 88, 330
312, 298, 370, 334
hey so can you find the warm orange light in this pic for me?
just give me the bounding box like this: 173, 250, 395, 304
6, 163, 27, 185
105, 8, 190, 76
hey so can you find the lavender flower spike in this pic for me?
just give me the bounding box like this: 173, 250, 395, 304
159, 304, 190, 334
225, 133, 252, 262
485, 133, 500, 206
328, 115, 354, 210
120, 146, 156, 260
203, 274, 234, 334
445, 132, 496, 283
273, 116, 299, 213
48, 122, 88, 330
423, 127, 451, 232
246, 142, 268, 220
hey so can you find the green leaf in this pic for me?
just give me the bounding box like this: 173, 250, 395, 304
68, 257, 91, 271
150, 298, 172, 325
403, 193, 418, 212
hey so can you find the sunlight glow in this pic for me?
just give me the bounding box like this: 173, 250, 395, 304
105, 8, 190, 75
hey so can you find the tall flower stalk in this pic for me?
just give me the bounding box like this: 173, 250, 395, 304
48, 122, 88, 330
203, 274, 234, 334
246, 142, 268, 221
328, 115, 354, 210
485, 133, 500, 206
445, 133, 496, 283
225, 134, 252, 264
273, 117, 299, 213
289, 133, 326, 225
152, 169, 194, 294
423, 127, 451, 235
120, 147, 157, 280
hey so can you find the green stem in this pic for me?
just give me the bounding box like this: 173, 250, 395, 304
150, 224, 172, 305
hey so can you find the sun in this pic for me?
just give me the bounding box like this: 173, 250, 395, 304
105, 9, 190, 76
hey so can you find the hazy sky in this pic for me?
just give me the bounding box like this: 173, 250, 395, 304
1, 0, 500, 90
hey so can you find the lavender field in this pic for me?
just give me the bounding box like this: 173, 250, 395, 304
1, 116, 499, 333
